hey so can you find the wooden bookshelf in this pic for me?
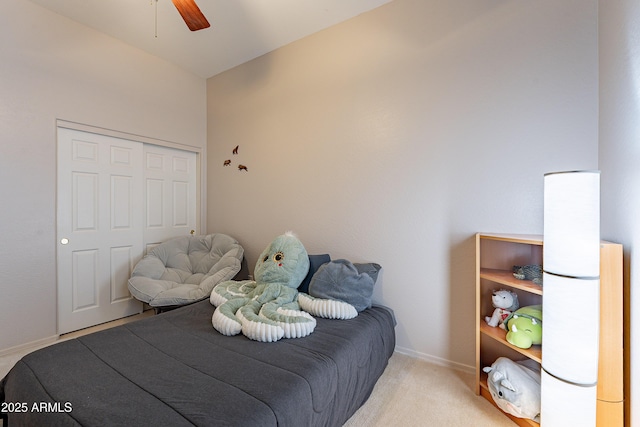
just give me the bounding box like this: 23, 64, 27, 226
475, 233, 624, 426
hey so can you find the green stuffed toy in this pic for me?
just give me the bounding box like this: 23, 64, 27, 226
504, 305, 543, 349
210, 232, 317, 342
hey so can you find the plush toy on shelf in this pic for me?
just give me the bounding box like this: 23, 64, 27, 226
504, 305, 543, 349
483, 357, 541, 422
485, 289, 520, 329
512, 264, 543, 285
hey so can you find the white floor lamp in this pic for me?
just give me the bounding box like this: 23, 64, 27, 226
542, 170, 600, 426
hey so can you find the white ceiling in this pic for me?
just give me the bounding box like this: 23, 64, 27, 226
28, 0, 392, 79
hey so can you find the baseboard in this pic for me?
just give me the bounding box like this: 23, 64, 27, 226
394, 346, 475, 375
0, 335, 59, 358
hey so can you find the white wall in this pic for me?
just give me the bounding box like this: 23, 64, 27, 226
207, 0, 598, 368
599, 0, 640, 424
0, 0, 206, 351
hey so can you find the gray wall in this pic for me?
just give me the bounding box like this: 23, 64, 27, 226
206, 0, 598, 368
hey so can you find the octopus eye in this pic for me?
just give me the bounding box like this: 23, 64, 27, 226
263, 255, 269, 262
273, 252, 284, 262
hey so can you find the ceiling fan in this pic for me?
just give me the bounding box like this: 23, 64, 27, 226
171, 0, 210, 31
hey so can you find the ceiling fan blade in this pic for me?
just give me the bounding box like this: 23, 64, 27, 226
171, 0, 210, 31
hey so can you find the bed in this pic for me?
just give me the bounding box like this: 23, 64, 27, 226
0, 299, 395, 426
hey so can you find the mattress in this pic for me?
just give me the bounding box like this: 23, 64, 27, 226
1, 299, 395, 426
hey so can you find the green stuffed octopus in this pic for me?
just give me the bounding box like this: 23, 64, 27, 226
211, 232, 356, 342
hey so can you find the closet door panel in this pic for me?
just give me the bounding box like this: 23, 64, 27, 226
57, 128, 143, 334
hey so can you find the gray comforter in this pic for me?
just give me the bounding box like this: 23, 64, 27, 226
1, 300, 395, 426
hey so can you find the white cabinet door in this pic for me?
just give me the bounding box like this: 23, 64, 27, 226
143, 144, 197, 253
57, 128, 143, 334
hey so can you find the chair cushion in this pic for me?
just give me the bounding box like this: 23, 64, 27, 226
128, 233, 244, 307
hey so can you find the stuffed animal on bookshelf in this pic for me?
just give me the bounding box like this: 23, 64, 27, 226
485, 289, 519, 329
483, 357, 541, 422
512, 264, 543, 285
504, 305, 543, 349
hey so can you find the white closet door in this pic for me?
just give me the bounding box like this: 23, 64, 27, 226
57, 128, 143, 334
143, 144, 197, 252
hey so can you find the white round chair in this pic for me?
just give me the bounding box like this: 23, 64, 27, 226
128, 233, 244, 311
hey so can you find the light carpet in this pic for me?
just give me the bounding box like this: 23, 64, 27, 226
343, 352, 514, 427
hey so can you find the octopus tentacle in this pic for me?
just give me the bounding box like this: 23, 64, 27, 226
267, 305, 316, 338
238, 300, 284, 342
298, 292, 358, 320
211, 280, 257, 306
212, 297, 250, 336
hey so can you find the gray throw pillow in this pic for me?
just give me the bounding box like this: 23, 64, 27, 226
309, 259, 381, 312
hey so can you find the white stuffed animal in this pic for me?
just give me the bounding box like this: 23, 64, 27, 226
485, 289, 519, 329
483, 357, 541, 422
